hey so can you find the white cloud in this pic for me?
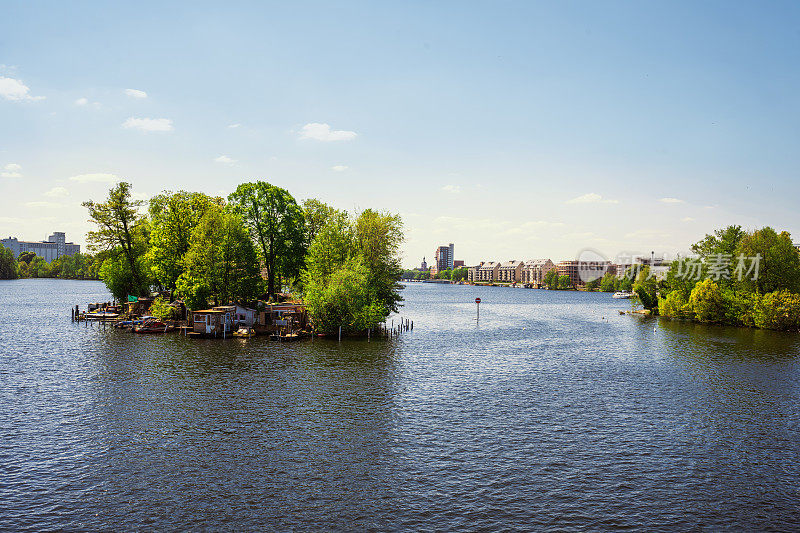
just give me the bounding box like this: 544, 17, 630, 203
25, 201, 63, 208
0, 76, 45, 101
441, 184, 461, 193
75, 97, 88, 106
659, 197, 684, 204
68, 173, 118, 183
44, 186, 69, 198
331, 165, 349, 172
299, 122, 357, 142
565, 192, 618, 204
122, 117, 173, 132
125, 88, 147, 99
228, 123, 241, 128
214, 155, 236, 165
681, 217, 695, 222
1, 163, 22, 178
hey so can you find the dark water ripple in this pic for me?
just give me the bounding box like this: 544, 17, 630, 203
2, 279, 800, 531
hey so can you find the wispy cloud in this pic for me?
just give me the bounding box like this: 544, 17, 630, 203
441, 184, 461, 193
122, 117, 173, 132
228, 123, 241, 129
1, 163, 22, 178
69, 173, 118, 183
299, 122, 357, 142
214, 155, 236, 165
0, 76, 45, 101
681, 216, 695, 222
44, 186, 69, 198
331, 165, 349, 172
659, 197, 684, 204
565, 192, 618, 204
75, 97, 101, 108
124, 88, 147, 99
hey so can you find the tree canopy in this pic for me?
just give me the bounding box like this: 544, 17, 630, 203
83, 182, 151, 299
229, 181, 306, 299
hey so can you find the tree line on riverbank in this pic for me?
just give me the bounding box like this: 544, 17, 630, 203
626, 225, 800, 331
401, 266, 468, 281
80, 181, 404, 334
0, 248, 101, 280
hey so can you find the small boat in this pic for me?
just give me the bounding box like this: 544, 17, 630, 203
232, 327, 255, 338
612, 291, 633, 299
84, 311, 120, 321
132, 320, 170, 334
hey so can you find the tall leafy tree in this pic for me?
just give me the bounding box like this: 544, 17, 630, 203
228, 181, 306, 299
736, 227, 800, 294
82, 182, 151, 298
148, 191, 221, 290
301, 208, 404, 333
691, 225, 747, 259
176, 204, 262, 309
302, 198, 341, 245
353, 209, 404, 313
0, 246, 18, 279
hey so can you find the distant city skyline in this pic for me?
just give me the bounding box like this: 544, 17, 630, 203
3, 2, 800, 267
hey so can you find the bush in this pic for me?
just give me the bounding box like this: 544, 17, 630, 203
721, 290, 756, 327
689, 279, 725, 323
752, 290, 800, 331
303, 257, 387, 334
658, 290, 693, 319
149, 296, 174, 321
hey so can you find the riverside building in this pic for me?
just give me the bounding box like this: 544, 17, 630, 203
1, 232, 80, 263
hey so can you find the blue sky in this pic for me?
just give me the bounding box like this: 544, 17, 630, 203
2, 1, 799, 267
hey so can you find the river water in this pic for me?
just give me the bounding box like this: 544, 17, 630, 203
2, 279, 799, 531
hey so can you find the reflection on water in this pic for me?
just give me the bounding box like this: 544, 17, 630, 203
2, 279, 800, 530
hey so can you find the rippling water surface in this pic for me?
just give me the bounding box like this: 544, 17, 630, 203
2, 279, 800, 531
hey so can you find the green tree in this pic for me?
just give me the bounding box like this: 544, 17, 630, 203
176, 205, 262, 309
300, 208, 404, 333
18, 251, 35, 264
736, 227, 800, 294
600, 272, 617, 292
632, 267, 658, 311
229, 181, 306, 298
661, 258, 705, 299
353, 209, 404, 314
148, 191, 220, 291
752, 290, 800, 331
302, 198, 341, 245
544, 269, 558, 289
83, 182, 151, 298
303, 256, 386, 334
0, 246, 18, 279
689, 279, 725, 322
691, 225, 747, 260
149, 296, 175, 321
452, 267, 468, 281
557, 274, 572, 290
658, 290, 692, 319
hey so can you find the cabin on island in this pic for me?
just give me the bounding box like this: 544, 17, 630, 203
192, 306, 236, 336
498, 260, 524, 282
234, 305, 257, 327
477, 261, 500, 282
258, 303, 308, 332
124, 297, 153, 316
521, 259, 556, 287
